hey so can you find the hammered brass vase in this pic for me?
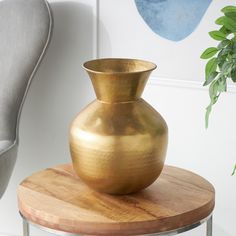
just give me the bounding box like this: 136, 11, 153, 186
69, 58, 168, 195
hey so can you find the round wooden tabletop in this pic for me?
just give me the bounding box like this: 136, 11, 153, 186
17, 164, 215, 235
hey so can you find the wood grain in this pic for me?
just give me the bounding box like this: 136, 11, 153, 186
17, 164, 215, 235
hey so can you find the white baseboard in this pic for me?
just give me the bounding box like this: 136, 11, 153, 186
148, 76, 236, 93
0, 233, 19, 236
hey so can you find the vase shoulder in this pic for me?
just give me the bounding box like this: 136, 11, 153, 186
71, 99, 167, 137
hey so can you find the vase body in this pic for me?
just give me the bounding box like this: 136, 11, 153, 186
69, 58, 168, 194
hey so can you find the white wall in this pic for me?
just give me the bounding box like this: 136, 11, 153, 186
98, 0, 236, 235
0, 0, 236, 236
143, 81, 236, 236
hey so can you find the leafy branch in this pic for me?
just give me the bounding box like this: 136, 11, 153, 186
201, 6, 236, 129
232, 163, 236, 175
201, 6, 236, 175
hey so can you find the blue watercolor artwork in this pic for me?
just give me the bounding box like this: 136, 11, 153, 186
135, 0, 212, 41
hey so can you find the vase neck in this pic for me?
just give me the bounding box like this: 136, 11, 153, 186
87, 71, 151, 103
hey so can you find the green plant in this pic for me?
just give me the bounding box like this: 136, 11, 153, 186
201, 6, 236, 175
201, 6, 236, 128
232, 164, 236, 175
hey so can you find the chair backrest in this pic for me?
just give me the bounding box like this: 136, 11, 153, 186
0, 0, 53, 142
0, 0, 53, 198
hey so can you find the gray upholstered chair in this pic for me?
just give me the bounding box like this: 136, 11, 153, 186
0, 0, 53, 198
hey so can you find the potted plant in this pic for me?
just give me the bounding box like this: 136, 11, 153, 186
200, 5, 236, 175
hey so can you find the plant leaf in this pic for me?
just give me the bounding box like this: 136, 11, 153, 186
203, 72, 218, 86
215, 16, 236, 32
217, 55, 228, 70
218, 76, 227, 92
219, 26, 231, 35
209, 30, 226, 41
225, 12, 236, 21
205, 57, 217, 79
215, 16, 226, 25
231, 68, 236, 82
222, 6, 236, 13
217, 39, 230, 49
205, 76, 221, 128
205, 104, 212, 129
232, 53, 236, 60
218, 46, 232, 57
201, 47, 218, 59
222, 61, 233, 75
231, 163, 236, 176
233, 43, 236, 53
209, 80, 219, 104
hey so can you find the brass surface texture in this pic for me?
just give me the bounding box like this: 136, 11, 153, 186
70, 58, 168, 194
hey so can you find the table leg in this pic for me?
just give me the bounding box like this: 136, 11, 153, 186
206, 215, 212, 236
23, 218, 30, 236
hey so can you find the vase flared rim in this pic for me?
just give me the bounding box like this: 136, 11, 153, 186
83, 58, 157, 75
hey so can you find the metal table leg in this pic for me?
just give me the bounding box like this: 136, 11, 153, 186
206, 215, 212, 236
23, 218, 30, 236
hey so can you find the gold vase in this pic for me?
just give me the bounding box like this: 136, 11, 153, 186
69, 58, 168, 195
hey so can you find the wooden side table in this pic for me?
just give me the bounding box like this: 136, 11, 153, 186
17, 164, 215, 236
